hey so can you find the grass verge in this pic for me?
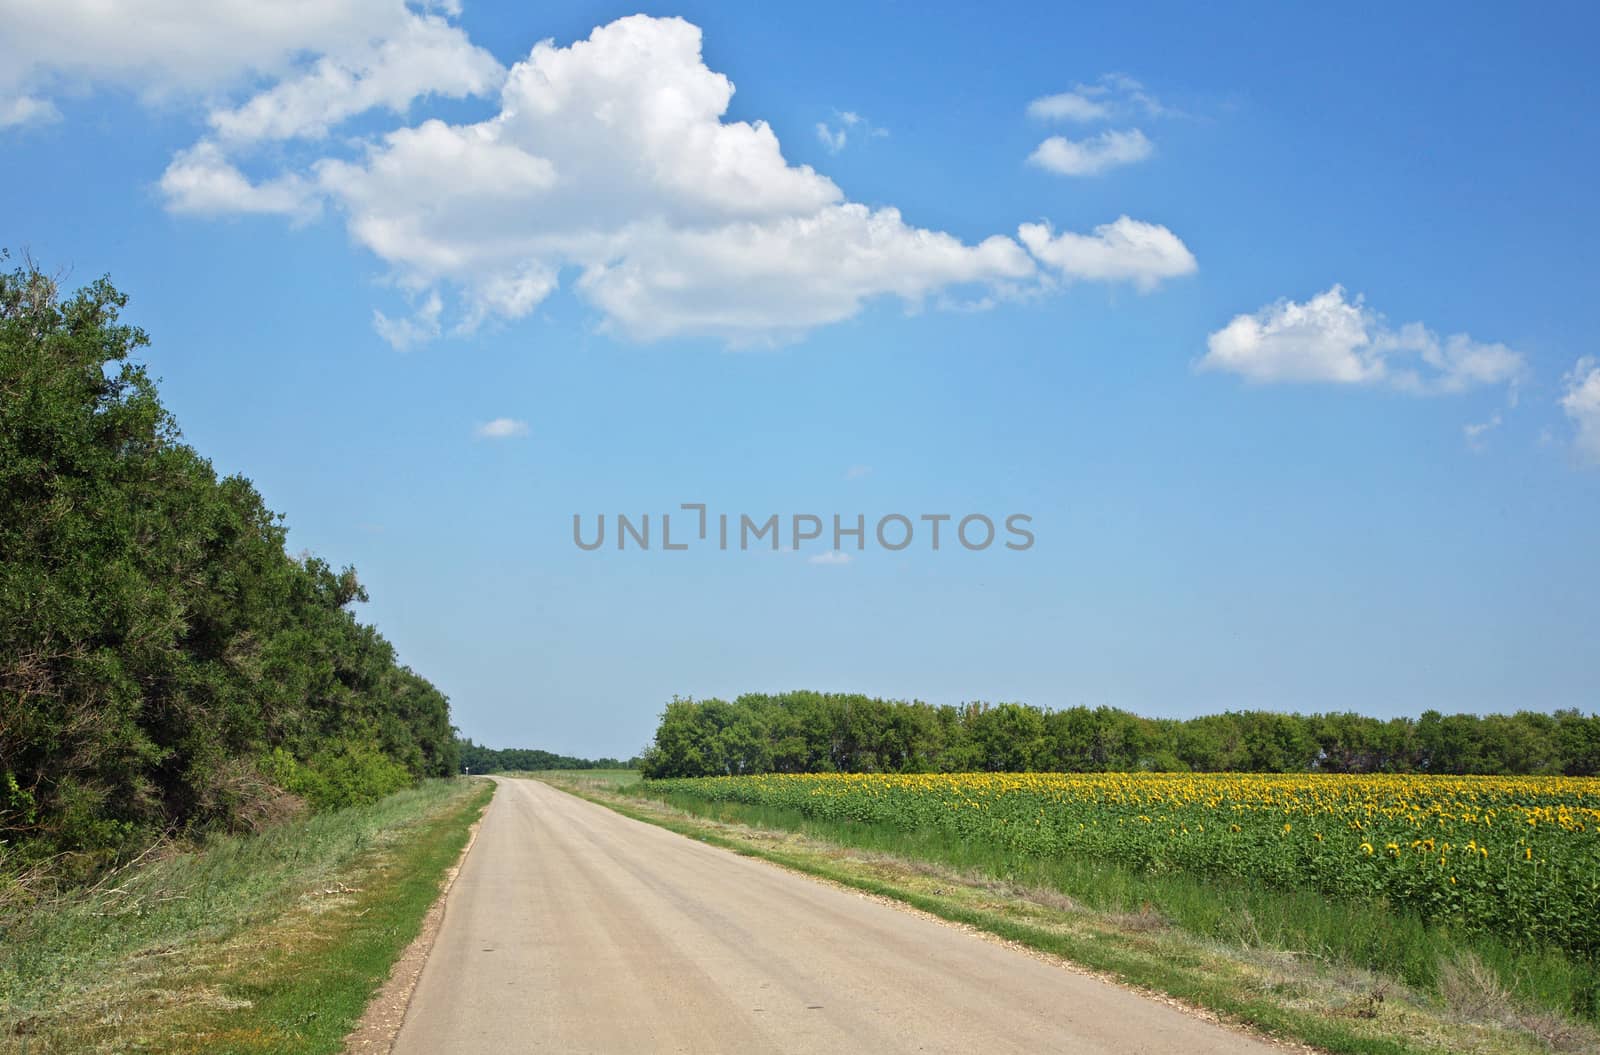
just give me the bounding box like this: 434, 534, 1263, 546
0, 777, 492, 1054
502, 768, 640, 788
538, 774, 1595, 1055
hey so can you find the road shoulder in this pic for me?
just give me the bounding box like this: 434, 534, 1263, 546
342, 780, 496, 1054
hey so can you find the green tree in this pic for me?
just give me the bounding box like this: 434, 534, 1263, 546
1, 256, 456, 869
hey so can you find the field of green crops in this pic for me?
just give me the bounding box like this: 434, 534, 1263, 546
644, 771, 1600, 962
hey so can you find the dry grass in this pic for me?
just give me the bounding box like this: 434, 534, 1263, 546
1106, 902, 1170, 934
1438, 951, 1600, 1054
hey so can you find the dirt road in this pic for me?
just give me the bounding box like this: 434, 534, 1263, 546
390, 777, 1279, 1054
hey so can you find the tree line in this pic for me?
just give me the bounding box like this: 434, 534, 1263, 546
455, 739, 636, 773
1, 257, 457, 876
640, 692, 1600, 779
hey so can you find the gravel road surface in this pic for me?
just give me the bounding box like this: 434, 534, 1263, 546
391, 776, 1279, 1054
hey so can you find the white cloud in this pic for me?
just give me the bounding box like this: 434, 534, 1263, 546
0, 1, 500, 148
1463, 413, 1502, 451
815, 109, 886, 154
208, 15, 503, 144
8, 10, 1199, 346
816, 122, 848, 153
808, 550, 852, 566
373, 291, 443, 350
1561, 357, 1600, 464
572, 205, 1035, 343
0, 95, 58, 129
180, 15, 1065, 344
159, 142, 321, 221
0, 1, 418, 101
1204, 286, 1380, 385
1027, 92, 1110, 123
1200, 286, 1526, 393
1025, 75, 1167, 178
845, 464, 872, 480
474, 416, 530, 439
1018, 215, 1196, 291
1026, 74, 1168, 124
1028, 129, 1153, 176
114, 13, 1191, 346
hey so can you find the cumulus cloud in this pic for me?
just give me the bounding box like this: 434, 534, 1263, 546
474, 416, 530, 439
173, 15, 1099, 344
160, 141, 322, 221
1562, 357, 1600, 464
1200, 286, 1526, 394
573, 204, 1036, 342
302, 16, 1047, 342
1018, 216, 1196, 291
1028, 129, 1153, 177
20, 8, 1193, 346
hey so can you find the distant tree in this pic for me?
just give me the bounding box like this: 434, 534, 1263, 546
454, 739, 630, 773
634, 691, 1599, 780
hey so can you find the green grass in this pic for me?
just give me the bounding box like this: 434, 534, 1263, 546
533, 775, 1595, 1055
510, 767, 640, 787
0, 777, 492, 1054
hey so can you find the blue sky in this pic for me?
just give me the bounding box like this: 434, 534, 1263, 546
4, 2, 1598, 757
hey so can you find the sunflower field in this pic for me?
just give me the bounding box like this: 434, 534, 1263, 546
644, 772, 1600, 958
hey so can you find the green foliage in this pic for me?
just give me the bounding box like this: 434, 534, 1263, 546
260, 743, 412, 812
639, 692, 1600, 779
455, 738, 635, 774
0, 254, 457, 868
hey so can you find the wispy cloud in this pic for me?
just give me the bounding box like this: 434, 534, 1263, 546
845, 464, 872, 480
815, 109, 887, 154
474, 417, 530, 440
373, 291, 442, 351
815, 122, 847, 153
1027, 92, 1110, 123
0, 95, 60, 129
1027, 74, 1169, 124
1463, 413, 1503, 452
808, 549, 852, 566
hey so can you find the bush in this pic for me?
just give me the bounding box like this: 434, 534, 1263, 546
262, 743, 412, 813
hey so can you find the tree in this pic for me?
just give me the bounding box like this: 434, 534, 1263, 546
635, 691, 1599, 780
1, 255, 455, 870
